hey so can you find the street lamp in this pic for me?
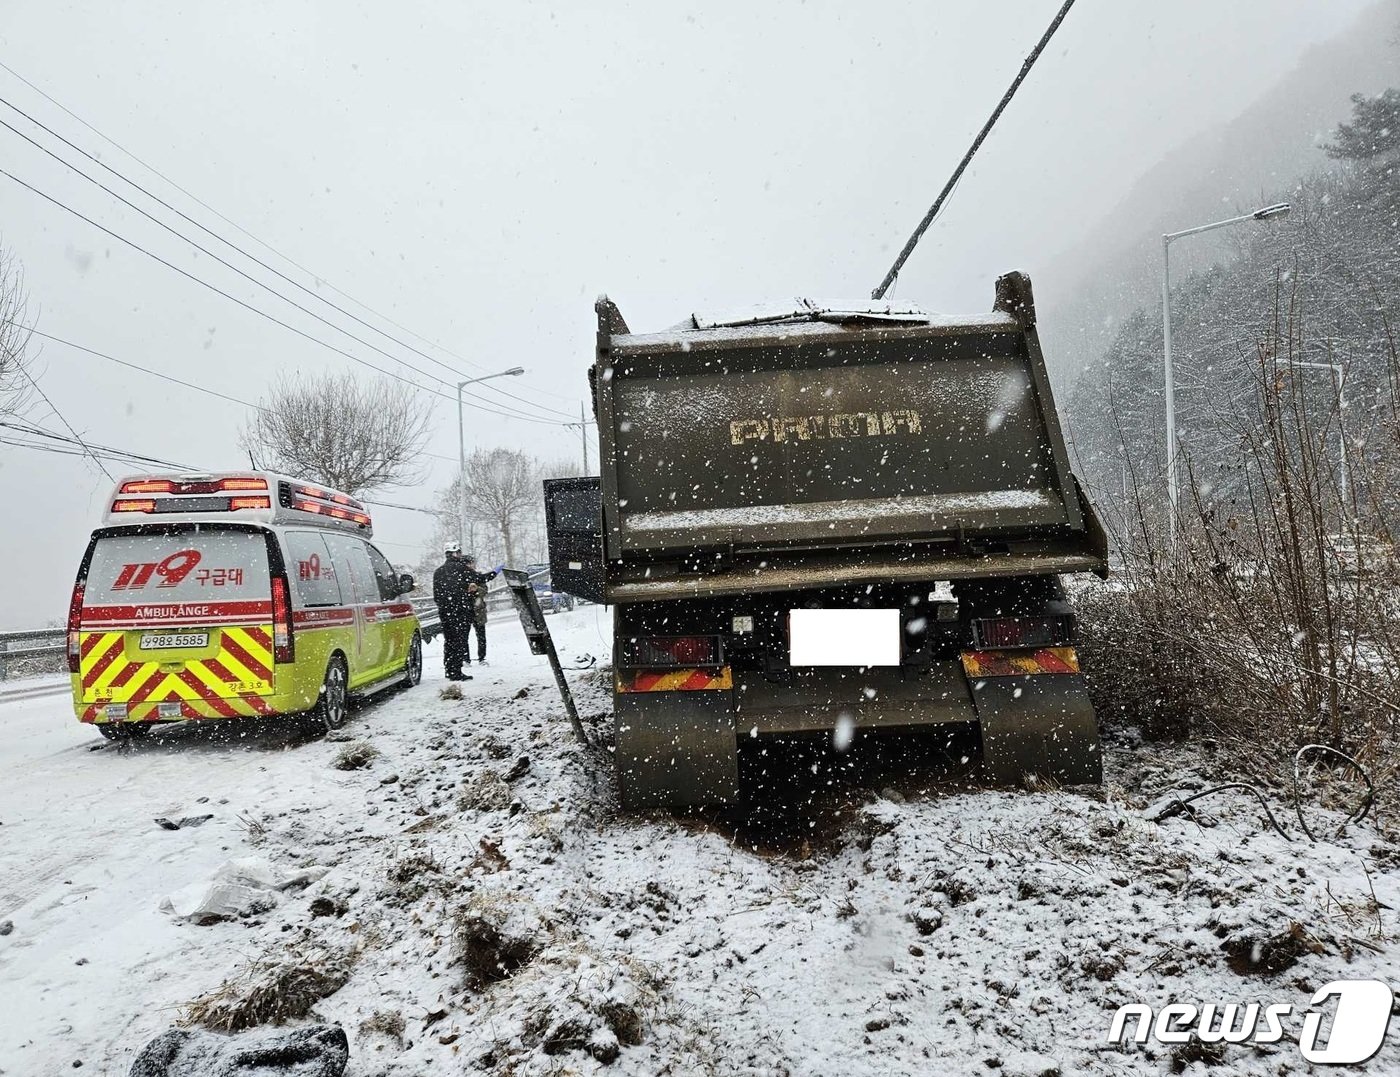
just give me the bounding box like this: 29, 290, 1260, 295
1288, 360, 1349, 509
1162, 202, 1290, 552
457, 367, 526, 548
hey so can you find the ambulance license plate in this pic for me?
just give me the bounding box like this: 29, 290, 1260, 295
139, 632, 209, 650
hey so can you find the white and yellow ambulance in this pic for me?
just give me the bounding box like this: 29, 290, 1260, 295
67, 472, 422, 738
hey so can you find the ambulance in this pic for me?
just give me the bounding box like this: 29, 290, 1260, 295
67, 472, 423, 738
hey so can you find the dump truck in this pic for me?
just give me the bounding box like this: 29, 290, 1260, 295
544, 271, 1108, 808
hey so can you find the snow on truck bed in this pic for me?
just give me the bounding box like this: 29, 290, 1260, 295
1, 608, 1398, 1075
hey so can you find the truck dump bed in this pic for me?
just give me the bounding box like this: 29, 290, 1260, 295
593, 272, 1106, 603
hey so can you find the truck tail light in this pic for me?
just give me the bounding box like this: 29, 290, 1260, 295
622, 635, 722, 669
271, 576, 294, 662
66, 581, 85, 673
971, 616, 1072, 650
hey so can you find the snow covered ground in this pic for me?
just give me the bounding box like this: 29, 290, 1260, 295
1, 607, 1397, 1075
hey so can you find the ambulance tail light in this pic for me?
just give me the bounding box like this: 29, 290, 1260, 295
271, 576, 294, 663
120, 479, 175, 494
66, 581, 85, 673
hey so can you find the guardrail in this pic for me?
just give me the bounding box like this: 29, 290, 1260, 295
2, 580, 531, 677
0, 629, 66, 680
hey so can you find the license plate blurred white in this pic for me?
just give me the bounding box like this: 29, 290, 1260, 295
789, 609, 901, 666
139, 632, 209, 650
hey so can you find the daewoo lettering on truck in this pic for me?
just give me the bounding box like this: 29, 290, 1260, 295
68, 472, 423, 738
544, 271, 1109, 808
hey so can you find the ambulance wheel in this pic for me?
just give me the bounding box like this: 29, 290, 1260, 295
98, 723, 152, 742
315, 657, 350, 731
403, 633, 423, 688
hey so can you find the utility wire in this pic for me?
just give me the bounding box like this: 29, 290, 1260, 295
25, 327, 459, 464
3, 421, 441, 518
871, 0, 1078, 299
0, 113, 570, 426
0, 164, 564, 428
13, 364, 113, 479
0, 62, 582, 410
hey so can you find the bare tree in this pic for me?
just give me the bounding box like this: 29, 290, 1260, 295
462, 448, 540, 568
0, 245, 34, 418
240, 372, 431, 495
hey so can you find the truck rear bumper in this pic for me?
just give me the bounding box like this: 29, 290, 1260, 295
734, 664, 975, 735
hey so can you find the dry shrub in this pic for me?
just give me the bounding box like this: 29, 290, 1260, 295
183, 944, 354, 1032
332, 741, 379, 770
1079, 279, 1400, 780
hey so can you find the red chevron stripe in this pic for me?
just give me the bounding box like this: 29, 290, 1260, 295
221, 633, 272, 683
80, 632, 108, 659
175, 669, 238, 716
82, 635, 128, 690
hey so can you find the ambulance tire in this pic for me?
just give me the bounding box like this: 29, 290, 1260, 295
97, 723, 152, 742
402, 632, 423, 689
314, 656, 350, 732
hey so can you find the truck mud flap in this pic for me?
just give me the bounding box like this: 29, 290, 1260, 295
969, 674, 1102, 786
615, 691, 738, 809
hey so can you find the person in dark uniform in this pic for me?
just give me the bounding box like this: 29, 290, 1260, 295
461, 554, 500, 665
432, 542, 474, 681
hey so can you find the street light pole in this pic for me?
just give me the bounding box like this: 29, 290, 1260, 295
1290, 360, 1349, 509
1161, 202, 1290, 553
455, 367, 526, 549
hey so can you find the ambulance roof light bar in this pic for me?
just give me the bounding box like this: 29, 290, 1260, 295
103, 472, 371, 535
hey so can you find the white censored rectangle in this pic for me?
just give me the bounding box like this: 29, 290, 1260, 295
788, 608, 901, 666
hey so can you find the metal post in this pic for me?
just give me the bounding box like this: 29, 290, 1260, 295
1162, 235, 1178, 555
452, 367, 525, 551
457, 383, 467, 549
580, 402, 589, 474
1335, 367, 1349, 511
1158, 203, 1290, 557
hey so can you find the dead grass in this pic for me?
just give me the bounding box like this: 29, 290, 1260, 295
332, 741, 379, 770
183, 943, 355, 1032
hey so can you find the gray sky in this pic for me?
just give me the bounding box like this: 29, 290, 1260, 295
0, 0, 1379, 626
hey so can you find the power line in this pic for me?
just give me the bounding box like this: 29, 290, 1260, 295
871, 0, 1078, 299
0, 164, 567, 429
0, 63, 582, 413
0, 111, 571, 426
13, 366, 113, 479
26, 327, 461, 464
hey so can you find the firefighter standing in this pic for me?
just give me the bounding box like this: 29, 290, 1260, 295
461, 554, 500, 665
432, 542, 475, 681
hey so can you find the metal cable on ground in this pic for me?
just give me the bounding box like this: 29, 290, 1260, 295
0, 63, 582, 410
871, 0, 1078, 299
1294, 743, 1374, 842
1145, 745, 1374, 843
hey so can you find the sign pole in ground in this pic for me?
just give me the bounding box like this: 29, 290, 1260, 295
501, 569, 589, 746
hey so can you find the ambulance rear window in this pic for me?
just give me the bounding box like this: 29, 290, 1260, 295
84, 530, 272, 607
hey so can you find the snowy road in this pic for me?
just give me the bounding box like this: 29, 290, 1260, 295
2, 607, 1399, 1076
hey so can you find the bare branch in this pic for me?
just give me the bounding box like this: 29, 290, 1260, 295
240, 372, 431, 495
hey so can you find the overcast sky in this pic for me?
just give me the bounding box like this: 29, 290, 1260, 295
0, 0, 1380, 626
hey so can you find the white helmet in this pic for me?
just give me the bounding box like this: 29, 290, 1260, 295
444, 541, 462, 555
